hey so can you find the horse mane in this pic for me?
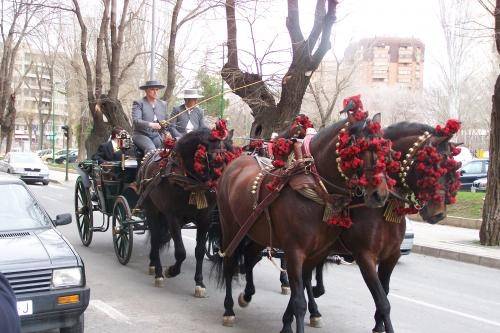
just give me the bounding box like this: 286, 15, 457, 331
384, 122, 435, 140
175, 127, 212, 160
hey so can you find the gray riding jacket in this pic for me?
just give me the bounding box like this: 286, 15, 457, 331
131, 97, 167, 138
169, 104, 206, 139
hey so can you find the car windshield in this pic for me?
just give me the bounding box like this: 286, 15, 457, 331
0, 184, 51, 231
461, 161, 483, 174
11, 154, 40, 164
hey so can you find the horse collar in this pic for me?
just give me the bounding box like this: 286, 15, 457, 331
399, 131, 432, 189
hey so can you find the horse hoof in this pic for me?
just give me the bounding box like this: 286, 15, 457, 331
310, 316, 323, 328
238, 292, 249, 308
223, 316, 235, 327
281, 286, 290, 295
148, 266, 155, 275
194, 286, 207, 298
154, 277, 164, 288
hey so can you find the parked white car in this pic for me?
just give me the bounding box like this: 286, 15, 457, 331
0, 152, 50, 185
400, 217, 415, 255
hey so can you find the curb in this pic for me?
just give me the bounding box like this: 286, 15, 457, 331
412, 244, 500, 269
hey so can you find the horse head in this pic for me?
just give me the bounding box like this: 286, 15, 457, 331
176, 119, 240, 187
336, 113, 396, 208
385, 119, 462, 224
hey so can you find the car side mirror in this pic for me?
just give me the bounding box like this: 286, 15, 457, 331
460, 169, 466, 175
55, 213, 72, 226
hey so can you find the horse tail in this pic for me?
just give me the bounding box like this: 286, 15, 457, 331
211, 237, 246, 289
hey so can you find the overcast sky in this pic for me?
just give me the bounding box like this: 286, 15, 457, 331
78, 0, 494, 89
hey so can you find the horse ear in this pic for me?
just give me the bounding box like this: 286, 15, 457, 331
227, 129, 234, 141
371, 113, 382, 124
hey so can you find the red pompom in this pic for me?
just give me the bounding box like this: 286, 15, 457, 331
211, 119, 229, 140
435, 119, 461, 136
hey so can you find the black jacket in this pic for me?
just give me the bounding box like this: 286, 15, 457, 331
91, 141, 123, 164
0, 273, 21, 333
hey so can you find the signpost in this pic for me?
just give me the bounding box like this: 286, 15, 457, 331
61, 125, 69, 181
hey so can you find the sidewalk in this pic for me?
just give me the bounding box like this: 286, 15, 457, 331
48, 168, 78, 184
412, 221, 500, 269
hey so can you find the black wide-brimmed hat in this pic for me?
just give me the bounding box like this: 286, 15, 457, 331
139, 80, 165, 90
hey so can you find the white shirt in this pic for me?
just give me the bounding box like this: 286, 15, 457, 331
186, 110, 194, 133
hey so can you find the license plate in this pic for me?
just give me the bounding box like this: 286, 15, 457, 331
17, 300, 33, 316
27, 172, 39, 176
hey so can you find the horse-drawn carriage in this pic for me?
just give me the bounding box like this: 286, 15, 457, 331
74, 158, 146, 264
74, 157, 223, 264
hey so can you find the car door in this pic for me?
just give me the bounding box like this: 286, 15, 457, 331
460, 160, 484, 188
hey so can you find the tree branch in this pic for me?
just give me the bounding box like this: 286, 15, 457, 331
310, 0, 338, 69
286, 0, 304, 46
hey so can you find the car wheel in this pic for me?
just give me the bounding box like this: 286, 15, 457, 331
42, 180, 49, 185
60, 313, 84, 333
46, 158, 53, 163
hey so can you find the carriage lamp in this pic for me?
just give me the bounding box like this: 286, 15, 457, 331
52, 267, 83, 289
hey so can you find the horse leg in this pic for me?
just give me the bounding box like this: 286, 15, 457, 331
238, 242, 262, 308
222, 255, 239, 327
193, 221, 209, 298
280, 258, 290, 295
304, 269, 322, 328
148, 213, 164, 287
312, 261, 325, 298
166, 217, 186, 278
372, 255, 399, 333
280, 253, 307, 333
356, 253, 394, 333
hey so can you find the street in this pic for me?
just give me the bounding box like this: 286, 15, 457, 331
29, 181, 500, 333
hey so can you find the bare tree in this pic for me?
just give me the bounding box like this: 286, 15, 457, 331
222, 0, 339, 138
161, 0, 223, 111
71, 0, 148, 156
0, 0, 48, 152
307, 50, 357, 128
479, 0, 500, 245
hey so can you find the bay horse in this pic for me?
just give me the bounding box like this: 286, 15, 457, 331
215, 111, 398, 333
308, 120, 462, 333
137, 124, 237, 297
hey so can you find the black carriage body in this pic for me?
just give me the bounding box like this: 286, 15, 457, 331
75, 160, 142, 264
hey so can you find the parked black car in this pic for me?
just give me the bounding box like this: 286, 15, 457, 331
55, 150, 78, 164
0, 174, 90, 333
459, 159, 489, 189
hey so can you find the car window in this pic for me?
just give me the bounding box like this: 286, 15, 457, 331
0, 184, 51, 231
461, 161, 482, 174
484, 161, 489, 172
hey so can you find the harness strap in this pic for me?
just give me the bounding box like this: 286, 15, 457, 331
221, 187, 283, 258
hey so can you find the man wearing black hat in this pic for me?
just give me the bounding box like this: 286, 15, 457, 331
132, 80, 167, 153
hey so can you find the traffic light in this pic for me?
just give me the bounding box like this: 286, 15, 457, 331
61, 125, 69, 137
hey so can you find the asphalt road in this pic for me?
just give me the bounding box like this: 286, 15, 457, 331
28, 181, 500, 333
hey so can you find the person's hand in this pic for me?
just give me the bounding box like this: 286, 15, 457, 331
149, 122, 162, 130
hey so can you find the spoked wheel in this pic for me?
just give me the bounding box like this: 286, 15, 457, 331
74, 176, 93, 246
112, 196, 134, 265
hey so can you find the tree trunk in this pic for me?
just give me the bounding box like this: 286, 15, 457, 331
28, 121, 33, 150
1, 94, 17, 153
479, 0, 500, 246
480, 73, 500, 245
85, 95, 131, 157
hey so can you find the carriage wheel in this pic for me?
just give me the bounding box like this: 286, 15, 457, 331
74, 177, 93, 247
112, 196, 134, 265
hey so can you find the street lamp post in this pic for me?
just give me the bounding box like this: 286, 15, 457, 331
51, 80, 55, 162
61, 125, 69, 181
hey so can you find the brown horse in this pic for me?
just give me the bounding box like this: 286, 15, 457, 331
138, 125, 237, 297
215, 113, 395, 333
308, 121, 462, 333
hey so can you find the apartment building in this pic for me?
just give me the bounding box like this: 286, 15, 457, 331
345, 37, 425, 90
12, 46, 67, 151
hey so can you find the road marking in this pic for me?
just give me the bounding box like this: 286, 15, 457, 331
391, 293, 500, 327
89, 300, 131, 324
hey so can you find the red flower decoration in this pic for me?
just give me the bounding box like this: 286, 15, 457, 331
342, 95, 368, 121
249, 139, 264, 150
211, 119, 229, 140
291, 115, 314, 134
435, 119, 461, 136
